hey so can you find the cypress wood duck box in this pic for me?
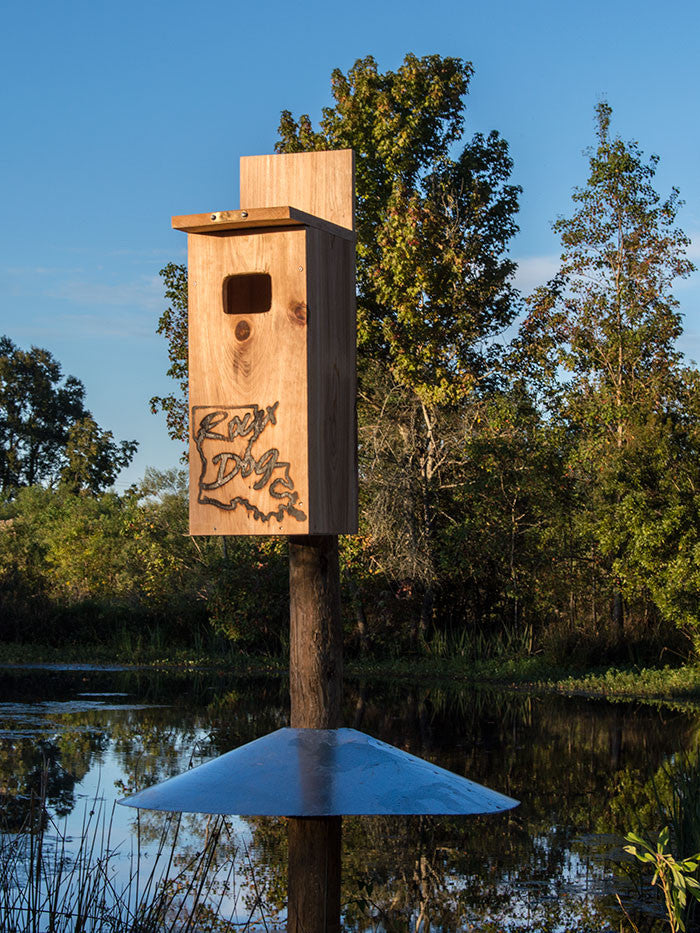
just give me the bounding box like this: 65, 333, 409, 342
174, 150, 357, 535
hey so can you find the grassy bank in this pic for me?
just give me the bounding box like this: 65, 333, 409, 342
350, 656, 700, 706
0, 640, 286, 674
554, 664, 700, 703
3, 641, 700, 706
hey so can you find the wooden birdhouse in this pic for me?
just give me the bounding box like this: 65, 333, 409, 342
174, 150, 357, 536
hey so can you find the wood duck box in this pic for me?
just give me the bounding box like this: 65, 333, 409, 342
174, 150, 357, 536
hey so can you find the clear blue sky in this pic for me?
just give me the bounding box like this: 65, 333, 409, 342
3, 0, 699, 488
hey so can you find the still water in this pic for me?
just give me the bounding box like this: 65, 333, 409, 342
0, 664, 695, 931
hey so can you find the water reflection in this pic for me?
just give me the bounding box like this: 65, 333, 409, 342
0, 666, 695, 930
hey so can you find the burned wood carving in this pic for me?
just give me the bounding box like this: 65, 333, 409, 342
192, 403, 306, 523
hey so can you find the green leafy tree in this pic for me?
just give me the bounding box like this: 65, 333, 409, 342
0, 336, 137, 494
148, 55, 521, 645
519, 103, 697, 641
0, 336, 86, 490
278, 54, 520, 636
60, 415, 137, 495
523, 101, 693, 430
0, 472, 289, 654
150, 262, 189, 446
277, 54, 519, 400
605, 387, 700, 639
440, 386, 569, 638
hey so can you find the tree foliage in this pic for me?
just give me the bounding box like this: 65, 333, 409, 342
521, 101, 694, 434
518, 103, 699, 641
60, 416, 137, 495
149, 262, 188, 446
0, 336, 137, 495
146, 63, 700, 660
277, 54, 521, 635
277, 53, 520, 404
0, 473, 290, 654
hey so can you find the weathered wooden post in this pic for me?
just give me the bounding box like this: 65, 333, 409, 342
120, 148, 518, 933
288, 533, 343, 932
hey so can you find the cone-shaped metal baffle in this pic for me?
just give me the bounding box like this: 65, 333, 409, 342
118, 727, 518, 816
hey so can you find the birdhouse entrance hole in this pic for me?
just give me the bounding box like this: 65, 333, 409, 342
223, 273, 272, 317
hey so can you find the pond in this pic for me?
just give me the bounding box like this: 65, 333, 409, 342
0, 664, 695, 931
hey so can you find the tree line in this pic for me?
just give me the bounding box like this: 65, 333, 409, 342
2, 54, 699, 664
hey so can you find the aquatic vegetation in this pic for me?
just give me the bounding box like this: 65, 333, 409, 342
623, 827, 700, 933
0, 792, 274, 932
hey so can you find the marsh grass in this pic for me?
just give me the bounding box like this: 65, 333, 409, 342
559, 665, 700, 702
0, 782, 280, 932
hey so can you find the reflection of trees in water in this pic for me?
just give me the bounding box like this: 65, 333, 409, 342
599, 738, 700, 932
0, 669, 290, 825
241, 685, 699, 930
0, 730, 108, 825
0, 669, 699, 929
243, 812, 619, 931
343, 682, 697, 830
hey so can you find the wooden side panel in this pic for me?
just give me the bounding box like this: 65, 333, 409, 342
305, 227, 358, 534
188, 228, 310, 535
240, 151, 355, 233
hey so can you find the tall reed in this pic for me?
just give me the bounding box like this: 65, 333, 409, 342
0, 785, 278, 932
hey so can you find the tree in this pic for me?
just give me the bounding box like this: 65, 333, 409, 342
277, 54, 521, 636
0, 336, 137, 494
152, 58, 521, 440
60, 415, 138, 495
277, 54, 519, 401
604, 382, 700, 641
149, 263, 188, 446
522, 102, 693, 434
440, 385, 569, 636
519, 103, 697, 641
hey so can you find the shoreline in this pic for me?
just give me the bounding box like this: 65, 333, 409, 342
2, 648, 700, 709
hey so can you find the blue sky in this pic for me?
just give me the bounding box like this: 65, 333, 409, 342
3, 0, 699, 488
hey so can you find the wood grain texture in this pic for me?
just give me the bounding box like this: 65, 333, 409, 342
287, 816, 342, 933
305, 228, 358, 534
187, 223, 357, 535
240, 150, 355, 232
188, 228, 310, 535
287, 532, 344, 932
185, 150, 357, 535
289, 535, 343, 729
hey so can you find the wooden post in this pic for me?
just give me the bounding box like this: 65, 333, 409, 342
289, 535, 343, 729
288, 534, 343, 933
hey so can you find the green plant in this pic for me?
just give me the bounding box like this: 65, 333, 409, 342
624, 826, 700, 932
654, 751, 700, 869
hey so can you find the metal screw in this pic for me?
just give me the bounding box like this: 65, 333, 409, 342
298, 266, 303, 272
210, 214, 217, 221
241, 210, 249, 218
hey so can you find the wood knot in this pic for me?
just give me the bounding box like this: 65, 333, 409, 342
289, 301, 307, 325
235, 319, 251, 341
